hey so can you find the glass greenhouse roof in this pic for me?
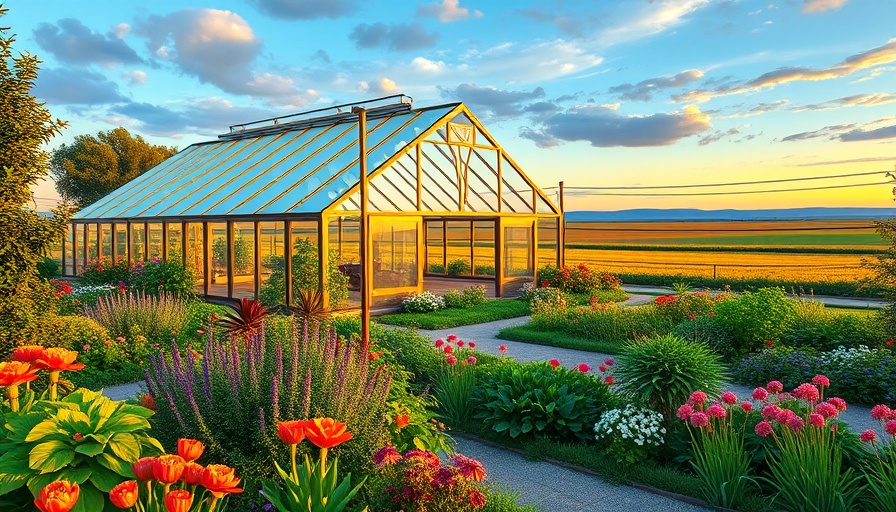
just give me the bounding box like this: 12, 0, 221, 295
75, 100, 558, 220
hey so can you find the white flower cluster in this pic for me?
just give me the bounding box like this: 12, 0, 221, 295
402, 291, 446, 313
821, 345, 879, 366
594, 405, 666, 447
71, 284, 117, 296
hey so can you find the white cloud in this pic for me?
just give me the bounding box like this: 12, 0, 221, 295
411, 56, 447, 73
417, 0, 483, 22
802, 0, 849, 13
113, 23, 131, 39
122, 70, 147, 85
597, 0, 712, 46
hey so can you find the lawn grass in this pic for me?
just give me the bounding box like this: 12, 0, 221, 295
496, 324, 627, 355
376, 299, 530, 329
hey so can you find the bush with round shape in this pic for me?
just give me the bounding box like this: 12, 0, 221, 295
614, 334, 727, 422
673, 315, 736, 358
446, 258, 472, 277
37, 315, 108, 352
713, 287, 796, 356
402, 291, 445, 313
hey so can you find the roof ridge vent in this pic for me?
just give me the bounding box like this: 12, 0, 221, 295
220, 94, 413, 139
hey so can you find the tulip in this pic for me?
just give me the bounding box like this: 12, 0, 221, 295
395, 414, 410, 429
153, 454, 186, 485
11, 345, 45, 363
109, 480, 138, 509
305, 417, 354, 477
163, 490, 193, 512
201, 464, 243, 498
34, 481, 79, 512
277, 420, 310, 445
133, 457, 157, 481
182, 462, 205, 486
0, 361, 40, 412
177, 438, 205, 462
34, 348, 85, 400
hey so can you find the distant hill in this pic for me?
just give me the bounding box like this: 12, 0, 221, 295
566, 207, 895, 222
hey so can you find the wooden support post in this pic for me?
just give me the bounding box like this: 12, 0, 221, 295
353, 106, 371, 350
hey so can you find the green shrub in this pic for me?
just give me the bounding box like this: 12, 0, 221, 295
257, 237, 349, 307
442, 285, 489, 309
37, 315, 108, 351
535, 303, 675, 342
713, 287, 797, 356
474, 264, 495, 276
84, 291, 189, 346
434, 357, 478, 426
0, 281, 57, 355
673, 315, 736, 358
442, 289, 466, 309
36, 256, 58, 279
402, 291, 446, 313
653, 291, 727, 324
782, 303, 885, 351
130, 259, 197, 297
537, 264, 621, 294
473, 361, 617, 442
614, 334, 727, 421
447, 258, 472, 276
734, 347, 822, 391
81, 258, 131, 286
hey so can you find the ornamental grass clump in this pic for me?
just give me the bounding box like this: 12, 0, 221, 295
859, 404, 896, 511
677, 390, 753, 509
85, 290, 188, 345
371, 448, 488, 511
594, 405, 666, 463
614, 334, 727, 423
432, 340, 479, 426
145, 318, 392, 484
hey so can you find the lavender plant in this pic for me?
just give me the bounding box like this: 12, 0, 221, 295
145, 317, 392, 482
84, 290, 188, 345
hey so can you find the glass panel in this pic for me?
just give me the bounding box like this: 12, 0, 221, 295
74, 224, 85, 275
372, 217, 418, 289
329, 216, 360, 310
445, 220, 472, 276
232, 222, 256, 299
64, 225, 73, 275
86, 223, 98, 263
420, 143, 460, 211
500, 155, 534, 213
425, 221, 445, 273
536, 194, 557, 214
209, 222, 228, 296
130, 223, 145, 264
99, 223, 112, 262
473, 221, 495, 276
166, 223, 183, 264
538, 218, 559, 270
289, 220, 320, 304
467, 148, 499, 212
367, 159, 418, 212
147, 223, 163, 261
258, 221, 285, 306
504, 223, 533, 277
48, 231, 62, 275
114, 223, 128, 263
186, 223, 205, 294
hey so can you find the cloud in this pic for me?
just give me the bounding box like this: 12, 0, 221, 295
358, 77, 399, 95
122, 70, 147, 85
792, 92, 896, 112
461, 39, 603, 83
780, 124, 856, 142
440, 83, 546, 119
411, 56, 447, 73
521, 104, 712, 148
608, 69, 704, 101
597, 0, 712, 46
675, 38, 896, 102
698, 127, 740, 145
110, 97, 279, 137
417, 0, 482, 22
839, 123, 896, 142
34, 68, 126, 104
796, 155, 896, 166
518, 8, 589, 38
33, 18, 143, 67
135, 8, 303, 100
802, 0, 849, 13
248, 0, 355, 19
349, 22, 439, 51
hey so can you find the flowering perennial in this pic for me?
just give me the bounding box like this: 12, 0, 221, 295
594, 405, 666, 463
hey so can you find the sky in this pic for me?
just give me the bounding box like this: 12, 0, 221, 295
5, 0, 896, 212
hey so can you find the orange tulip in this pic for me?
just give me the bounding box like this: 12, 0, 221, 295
163, 490, 193, 512
182, 462, 205, 486
200, 464, 243, 498
34, 348, 86, 372
177, 438, 205, 462
305, 417, 353, 450
11, 345, 45, 363
109, 480, 138, 509
277, 420, 311, 445
153, 454, 186, 484
133, 457, 157, 481
0, 361, 39, 387
34, 481, 79, 512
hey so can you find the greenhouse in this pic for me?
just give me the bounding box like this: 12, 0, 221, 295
63, 95, 563, 310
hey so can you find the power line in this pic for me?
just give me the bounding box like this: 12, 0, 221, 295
542, 169, 891, 191
562, 180, 891, 197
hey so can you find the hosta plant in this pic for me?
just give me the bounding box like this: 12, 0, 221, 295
473, 361, 616, 441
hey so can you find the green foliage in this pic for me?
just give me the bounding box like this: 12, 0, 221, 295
130, 260, 196, 297
537, 264, 621, 294
446, 258, 471, 277
441, 285, 489, 309
496, 324, 628, 355
384, 399, 454, 455
865, 218, 896, 333
673, 315, 737, 358
614, 334, 727, 421
36, 257, 58, 279
862, 444, 896, 511
378, 299, 529, 330
782, 301, 885, 351
734, 347, 822, 392
433, 358, 478, 427
653, 291, 726, 324
531, 303, 676, 342
84, 291, 189, 346
713, 287, 797, 356
0, 281, 57, 355
258, 238, 349, 307
212, 234, 252, 275
473, 361, 617, 442
82, 259, 130, 286
263, 449, 365, 512
50, 126, 176, 209
36, 315, 108, 351
0, 389, 162, 512
617, 272, 883, 299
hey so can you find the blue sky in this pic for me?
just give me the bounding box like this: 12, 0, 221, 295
7, 0, 896, 211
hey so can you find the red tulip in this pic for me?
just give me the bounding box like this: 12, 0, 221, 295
109, 481, 138, 509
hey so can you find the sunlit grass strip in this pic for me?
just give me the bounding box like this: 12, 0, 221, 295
377, 299, 529, 329
496, 325, 626, 355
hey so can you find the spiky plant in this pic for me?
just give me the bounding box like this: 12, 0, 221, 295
290, 288, 330, 323
218, 298, 272, 339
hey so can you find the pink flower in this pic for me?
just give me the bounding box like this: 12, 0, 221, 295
677, 404, 694, 421
721, 391, 738, 405
827, 397, 848, 411
762, 405, 781, 420
499, 345, 507, 353
741, 402, 753, 413
446, 355, 457, 365
707, 404, 727, 418
447, 334, 458, 342
776, 409, 797, 424
861, 430, 878, 443
604, 376, 614, 384
793, 383, 820, 402
373, 447, 401, 466
808, 413, 825, 428
577, 363, 591, 373
598, 364, 606, 373
812, 375, 830, 388
886, 421, 896, 436
814, 402, 839, 419
604, 358, 615, 366
765, 340, 775, 347
752, 387, 769, 401
435, 339, 445, 348
549, 359, 560, 369
444, 345, 453, 354
690, 412, 709, 428
786, 416, 805, 431
467, 356, 477, 365
457, 341, 465, 348
767, 381, 784, 393
871, 404, 893, 420
689, 391, 708, 406
755, 421, 774, 437
468, 342, 476, 349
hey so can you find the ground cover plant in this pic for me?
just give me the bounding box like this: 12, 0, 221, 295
379, 297, 529, 329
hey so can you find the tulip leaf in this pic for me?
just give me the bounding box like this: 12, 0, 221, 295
3, 413, 44, 443
29, 440, 74, 473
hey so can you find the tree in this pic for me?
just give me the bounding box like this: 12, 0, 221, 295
865, 219, 896, 334
51, 127, 177, 209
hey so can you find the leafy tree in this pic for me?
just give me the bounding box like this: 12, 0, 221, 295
865, 219, 896, 334
51, 126, 177, 209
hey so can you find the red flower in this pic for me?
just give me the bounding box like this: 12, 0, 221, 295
447, 334, 458, 342
200, 464, 243, 498
861, 429, 878, 443
721, 391, 738, 405
690, 412, 709, 428
548, 359, 560, 369
604, 358, 615, 366
395, 415, 410, 429
814, 402, 839, 419
808, 413, 825, 428
498, 345, 507, 352
163, 490, 193, 512
766, 381, 784, 393
11, 345, 45, 363
598, 364, 606, 373
765, 340, 775, 347
0, 361, 40, 387
706, 404, 726, 418
762, 405, 781, 420
453, 454, 486, 481
887, 339, 895, 346
457, 341, 465, 347
35, 481, 79, 512
444, 345, 453, 354
469, 490, 487, 508
886, 420, 896, 436
467, 356, 477, 365
754, 421, 773, 437
468, 342, 476, 348
109, 480, 138, 509
133, 457, 157, 481
871, 405, 893, 420
277, 420, 311, 445
812, 375, 830, 388
446, 355, 457, 365
740, 402, 753, 413
604, 376, 614, 384
689, 391, 708, 406
182, 462, 205, 486
751, 387, 769, 401
435, 339, 444, 348
786, 416, 805, 431
541, 280, 550, 287
827, 397, 848, 411
676, 404, 694, 420
794, 383, 820, 402
33, 348, 85, 372
177, 438, 205, 463
305, 417, 353, 449
373, 446, 401, 467
153, 455, 186, 484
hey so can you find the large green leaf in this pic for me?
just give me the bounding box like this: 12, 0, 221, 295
29, 441, 74, 473
53, 408, 92, 434
74, 442, 104, 457
108, 433, 140, 463
24, 420, 68, 443
118, 404, 154, 419
71, 482, 104, 512
96, 414, 150, 436
94, 453, 134, 479
3, 413, 44, 443
0, 471, 27, 496
52, 468, 92, 485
